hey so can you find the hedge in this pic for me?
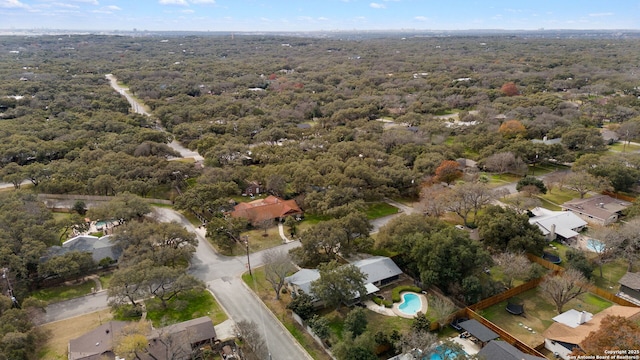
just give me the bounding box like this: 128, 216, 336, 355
372, 296, 393, 308
391, 285, 422, 303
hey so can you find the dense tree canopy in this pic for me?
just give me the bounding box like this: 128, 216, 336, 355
477, 205, 547, 254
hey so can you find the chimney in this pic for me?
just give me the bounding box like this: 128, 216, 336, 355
579, 311, 588, 324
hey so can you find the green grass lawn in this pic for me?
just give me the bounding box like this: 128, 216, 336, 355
364, 202, 400, 220
528, 162, 570, 176
145, 289, 228, 327
538, 188, 584, 208
479, 287, 612, 347
488, 173, 522, 184
591, 258, 631, 293
30, 280, 96, 303
609, 142, 640, 152
99, 273, 113, 289
209, 225, 285, 255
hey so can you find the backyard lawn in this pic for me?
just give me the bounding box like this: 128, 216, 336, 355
590, 258, 632, 293
479, 287, 612, 347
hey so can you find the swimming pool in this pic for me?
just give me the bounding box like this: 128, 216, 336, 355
398, 292, 422, 316
426, 345, 467, 360
586, 238, 605, 252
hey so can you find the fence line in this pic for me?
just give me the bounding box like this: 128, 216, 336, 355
468, 277, 543, 311
464, 308, 547, 358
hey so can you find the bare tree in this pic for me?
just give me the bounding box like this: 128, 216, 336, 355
445, 182, 497, 226
506, 193, 541, 213
236, 320, 268, 360
605, 220, 640, 271
493, 252, 532, 288
540, 269, 589, 314
395, 329, 438, 357
418, 183, 450, 217
483, 152, 526, 175
564, 172, 609, 199
262, 249, 294, 300
429, 296, 456, 331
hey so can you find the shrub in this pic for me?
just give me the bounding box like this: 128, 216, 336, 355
372, 296, 393, 308
391, 285, 422, 303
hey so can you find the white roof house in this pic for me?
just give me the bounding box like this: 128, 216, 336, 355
285, 256, 403, 300
529, 207, 587, 240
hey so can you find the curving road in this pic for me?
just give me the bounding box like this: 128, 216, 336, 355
105, 74, 204, 163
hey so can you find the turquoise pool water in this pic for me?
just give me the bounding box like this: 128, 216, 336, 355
95, 220, 108, 228
586, 238, 605, 252
398, 293, 421, 316
426, 346, 467, 360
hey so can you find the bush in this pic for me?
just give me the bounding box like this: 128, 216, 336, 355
372, 296, 393, 308
391, 285, 422, 303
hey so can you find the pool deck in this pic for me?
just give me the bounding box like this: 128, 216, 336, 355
363, 291, 429, 318
449, 336, 481, 355
392, 291, 429, 318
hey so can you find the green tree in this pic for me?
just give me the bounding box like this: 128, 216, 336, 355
565, 248, 596, 280
344, 307, 368, 338
310, 261, 367, 310
411, 311, 431, 333
516, 176, 547, 194
308, 315, 330, 339
205, 216, 248, 255
286, 292, 315, 320
476, 205, 546, 254
72, 200, 87, 215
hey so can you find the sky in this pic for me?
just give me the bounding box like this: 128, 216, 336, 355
0, 0, 639, 32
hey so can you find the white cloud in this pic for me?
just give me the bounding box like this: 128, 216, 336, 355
68, 0, 99, 4
92, 5, 120, 13
589, 12, 613, 17
51, 2, 80, 8
191, 0, 215, 3
414, 16, 428, 22
0, 0, 29, 8
159, 0, 189, 5
104, 5, 120, 10
181, 9, 195, 13
370, 2, 385, 9
318, 17, 328, 21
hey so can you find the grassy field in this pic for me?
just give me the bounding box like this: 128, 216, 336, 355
38, 308, 114, 360
479, 287, 612, 347
538, 188, 584, 207
364, 202, 400, 219
30, 279, 96, 303
145, 289, 228, 327
609, 142, 640, 152
590, 258, 631, 292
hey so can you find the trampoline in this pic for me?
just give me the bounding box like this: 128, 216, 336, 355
506, 303, 524, 316
542, 252, 561, 264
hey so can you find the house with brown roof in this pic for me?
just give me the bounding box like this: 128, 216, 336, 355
543, 305, 640, 360
68, 317, 217, 360
229, 195, 302, 225
560, 195, 631, 226
618, 271, 640, 306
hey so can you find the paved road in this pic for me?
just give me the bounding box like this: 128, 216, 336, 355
105, 74, 204, 163
43, 207, 310, 359
42, 291, 109, 324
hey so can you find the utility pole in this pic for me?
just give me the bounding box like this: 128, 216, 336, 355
244, 235, 252, 277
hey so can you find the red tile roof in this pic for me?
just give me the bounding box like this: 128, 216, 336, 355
230, 195, 302, 224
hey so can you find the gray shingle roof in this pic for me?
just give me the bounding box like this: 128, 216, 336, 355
459, 319, 499, 342
50, 235, 121, 263
478, 340, 546, 360
350, 256, 403, 284
619, 272, 640, 290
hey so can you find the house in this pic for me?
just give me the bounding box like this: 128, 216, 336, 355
69, 317, 217, 360
477, 340, 546, 360
285, 256, 403, 301
543, 305, 640, 359
528, 207, 587, 242
618, 271, 640, 306
48, 235, 121, 264
242, 181, 261, 196
229, 195, 302, 225
560, 195, 631, 226
68, 321, 130, 360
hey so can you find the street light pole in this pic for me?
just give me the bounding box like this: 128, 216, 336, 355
244, 236, 252, 277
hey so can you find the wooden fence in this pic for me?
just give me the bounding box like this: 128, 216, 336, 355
464, 308, 547, 358
602, 190, 636, 202
527, 253, 639, 308
468, 277, 543, 311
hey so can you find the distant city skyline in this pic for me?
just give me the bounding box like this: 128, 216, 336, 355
0, 0, 638, 32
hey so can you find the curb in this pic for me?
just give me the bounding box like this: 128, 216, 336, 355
240, 275, 315, 360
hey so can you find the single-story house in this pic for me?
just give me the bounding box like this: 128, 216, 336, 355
285, 256, 403, 302
618, 271, 640, 305
543, 305, 640, 360
48, 235, 121, 264
477, 340, 546, 360
560, 195, 631, 226
229, 195, 302, 225
528, 207, 587, 242
68, 321, 129, 360
69, 316, 217, 360
242, 180, 261, 196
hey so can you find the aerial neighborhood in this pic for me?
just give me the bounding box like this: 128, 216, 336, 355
2, 27, 640, 360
